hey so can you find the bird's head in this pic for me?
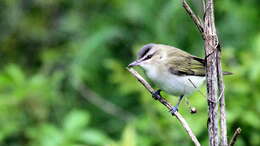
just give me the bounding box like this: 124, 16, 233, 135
128, 44, 164, 70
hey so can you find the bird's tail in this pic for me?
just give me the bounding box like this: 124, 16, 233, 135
223, 71, 233, 75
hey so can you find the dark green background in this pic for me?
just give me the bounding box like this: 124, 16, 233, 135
0, 0, 259, 145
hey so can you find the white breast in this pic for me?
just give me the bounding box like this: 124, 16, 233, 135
144, 65, 205, 96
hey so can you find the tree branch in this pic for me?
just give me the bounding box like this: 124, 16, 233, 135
229, 128, 242, 146
77, 83, 134, 121
182, 0, 204, 38
127, 67, 201, 146
217, 46, 228, 146
204, 0, 220, 145
180, 0, 228, 145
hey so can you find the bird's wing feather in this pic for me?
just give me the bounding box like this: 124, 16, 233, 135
166, 50, 206, 76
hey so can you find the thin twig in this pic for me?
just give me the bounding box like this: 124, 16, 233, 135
77, 84, 134, 121
217, 87, 224, 102
201, 0, 206, 12
127, 67, 201, 146
188, 78, 217, 104
188, 78, 206, 98
229, 128, 242, 146
182, 0, 204, 37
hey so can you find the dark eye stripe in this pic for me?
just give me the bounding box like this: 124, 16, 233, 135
138, 48, 151, 59
144, 54, 153, 60
140, 49, 150, 58
137, 44, 155, 59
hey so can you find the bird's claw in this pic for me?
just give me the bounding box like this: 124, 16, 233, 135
152, 89, 161, 100
170, 106, 178, 115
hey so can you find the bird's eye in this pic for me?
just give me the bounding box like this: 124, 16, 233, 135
145, 54, 153, 60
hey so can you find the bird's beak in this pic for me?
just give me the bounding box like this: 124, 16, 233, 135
128, 60, 141, 67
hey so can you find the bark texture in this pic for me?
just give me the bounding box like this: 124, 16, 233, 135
203, 0, 220, 145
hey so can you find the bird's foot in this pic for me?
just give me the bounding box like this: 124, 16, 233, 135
170, 95, 184, 115
169, 106, 179, 115
152, 89, 162, 100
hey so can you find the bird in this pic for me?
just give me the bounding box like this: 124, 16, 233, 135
128, 43, 231, 113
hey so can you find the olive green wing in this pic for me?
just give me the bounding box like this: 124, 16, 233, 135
167, 54, 206, 76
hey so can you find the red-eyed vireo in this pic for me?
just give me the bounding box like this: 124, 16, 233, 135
128, 43, 231, 113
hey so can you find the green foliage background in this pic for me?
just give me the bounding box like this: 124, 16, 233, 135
0, 0, 259, 145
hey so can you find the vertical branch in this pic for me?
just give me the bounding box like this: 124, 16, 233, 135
205, 44, 219, 146
181, 0, 229, 145
204, 0, 219, 145
217, 48, 228, 146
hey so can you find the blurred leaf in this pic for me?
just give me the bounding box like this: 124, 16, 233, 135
120, 124, 136, 146
79, 129, 110, 145
63, 110, 90, 134
27, 124, 63, 146
5, 64, 25, 85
